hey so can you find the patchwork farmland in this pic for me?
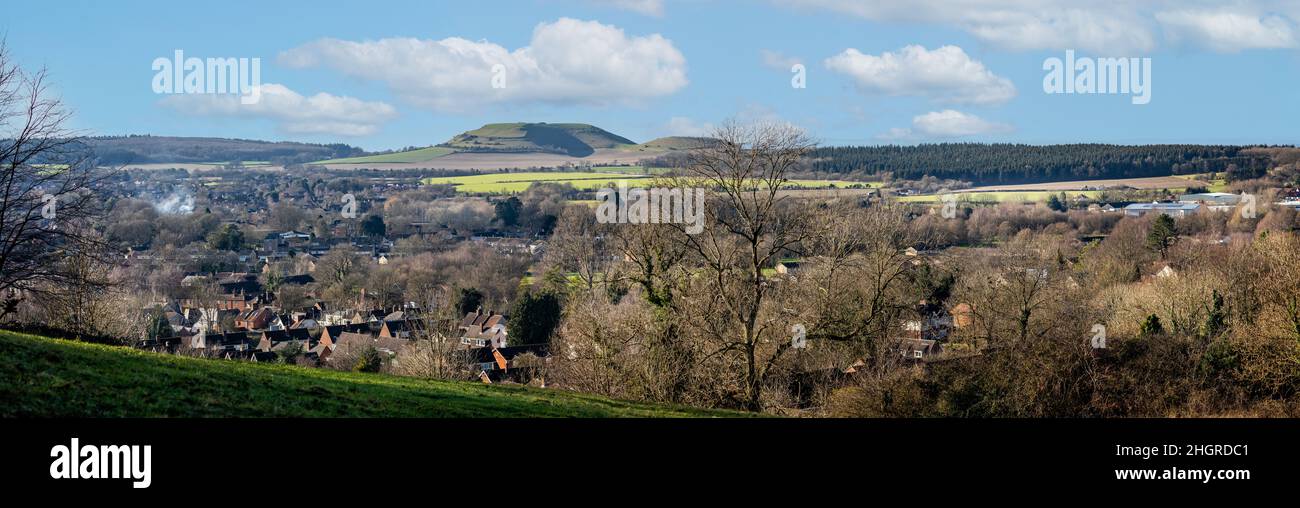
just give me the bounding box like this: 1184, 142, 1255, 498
421, 170, 879, 195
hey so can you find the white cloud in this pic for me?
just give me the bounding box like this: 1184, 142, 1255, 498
825, 45, 1016, 105
664, 116, 714, 136
760, 49, 803, 71
279, 18, 687, 112
880, 109, 1012, 140
783, 0, 1300, 54
1157, 9, 1297, 52
781, 0, 1156, 53
592, 0, 664, 17
160, 83, 397, 137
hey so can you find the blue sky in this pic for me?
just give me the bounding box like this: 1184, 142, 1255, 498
5, 0, 1300, 151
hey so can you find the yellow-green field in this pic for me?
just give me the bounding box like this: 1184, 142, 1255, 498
1173, 174, 1230, 192
422, 170, 876, 195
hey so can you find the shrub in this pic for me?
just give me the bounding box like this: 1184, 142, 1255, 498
352, 346, 382, 373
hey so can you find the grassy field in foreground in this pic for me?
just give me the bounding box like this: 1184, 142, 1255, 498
0, 330, 741, 417
315, 146, 457, 165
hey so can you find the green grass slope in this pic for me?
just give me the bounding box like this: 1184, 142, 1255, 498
0, 330, 740, 418
441, 122, 636, 157
314, 146, 457, 164
634, 136, 718, 151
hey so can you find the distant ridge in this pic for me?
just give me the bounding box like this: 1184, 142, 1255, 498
439, 122, 636, 157
635, 136, 719, 151
83, 135, 365, 165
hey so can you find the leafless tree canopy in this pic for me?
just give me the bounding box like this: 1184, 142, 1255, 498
544, 121, 920, 411
0, 42, 112, 300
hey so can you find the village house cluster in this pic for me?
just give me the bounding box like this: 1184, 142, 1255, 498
106, 167, 556, 382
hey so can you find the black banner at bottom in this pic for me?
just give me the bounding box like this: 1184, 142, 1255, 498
0, 418, 1289, 498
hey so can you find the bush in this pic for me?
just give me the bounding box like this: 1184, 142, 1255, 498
276, 340, 304, 365
1198, 339, 1240, 383
1139, 314, 1164, 337
352, 346, 382, 373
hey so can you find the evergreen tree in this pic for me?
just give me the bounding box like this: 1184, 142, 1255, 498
1139, 314, 1164, 337
146, 309, 173, 341
456, 287, 484, 316
206, 224, 244, 251
494, 196, 522, 227
509, 290, 563, 346
1146, 214, 1177, 259
360, 214, 386, 238
1047, 193, 1067, 212
1201, 290, 1226, 341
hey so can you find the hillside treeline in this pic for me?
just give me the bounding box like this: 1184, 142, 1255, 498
83, 135, 365, 165
808, 143, 1274, 184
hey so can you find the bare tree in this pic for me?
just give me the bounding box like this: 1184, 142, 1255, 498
664, 121, 824, 410
1254, 232, 1300, 342
546, 205, 618, 294
551, 292, 709, 404
0, 42, 113, 315
958, 241, 1073, 348
398, 326, 474, 380
34, 245, 148, 343
393, 286, 473, 380
789, 203, 916, 374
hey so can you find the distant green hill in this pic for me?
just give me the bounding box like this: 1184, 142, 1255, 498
314, 146, 457, 164
85, 135, 366, 166
0, 330, 741, 418
634, 136, 718, 151
440, 122, 636, 157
